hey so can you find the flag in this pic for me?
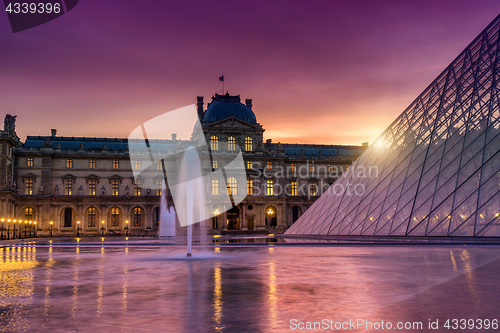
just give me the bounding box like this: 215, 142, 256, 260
219, 76, 224, 82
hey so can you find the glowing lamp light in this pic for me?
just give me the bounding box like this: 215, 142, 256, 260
125, 220, 129, 224
102, 220, 105, 224
7, 219, 11, 222
1, 218, 4, 222
50, 221, 53, 225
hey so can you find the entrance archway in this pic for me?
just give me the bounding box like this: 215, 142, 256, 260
265, 206, 277, 227
227, 206, 240, 230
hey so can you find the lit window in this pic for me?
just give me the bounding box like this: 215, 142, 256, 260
212, 179, 219, 195
88, 207, 96, 227
228, 136, 236, 151
27, 157, 34, 167
90, 159, 96, 169
25, 207, 34, 220
309, 181, 317, 196
89, 180, 96, 196
134, 180, 141, 196
65, 180, 73, 196
25, 179, 33, 195
134, 161, 141, 170
267, 161, 273, 170
245, 137, 253, 151
156, 161, 162, 170
291, 181, 297, 196
155, 180, 162, 196
210, 135, 219, 151
66, 159, 73, 168
111, 207, 120, 227
290, 163, 296, 172
266, 179, 274, 196
309, 162, 315, 173
112, 180, 119, 196
113, 160, 119, 169
213, 160, 218, 170
246, 160, 253, 169
227, 176, 237, 196
328, 164, 334, 173
133, 207, 142, 226
345, 164, 350, 171
247, 179, 253, 195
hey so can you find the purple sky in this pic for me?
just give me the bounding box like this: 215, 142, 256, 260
1, 0, 500, 145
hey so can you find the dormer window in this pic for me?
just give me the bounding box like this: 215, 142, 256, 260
27, 157, 34, 167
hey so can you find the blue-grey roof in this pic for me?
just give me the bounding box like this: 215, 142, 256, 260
270, 143, 363, 156
203, 93, 256, 124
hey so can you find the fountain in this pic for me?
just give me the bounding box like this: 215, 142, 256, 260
162, 146, 206, 257
158, 180, 176, 237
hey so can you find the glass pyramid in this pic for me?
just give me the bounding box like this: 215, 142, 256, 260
286, 14, 500, 237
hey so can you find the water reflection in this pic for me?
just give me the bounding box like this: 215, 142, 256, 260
0, 243, 499, 332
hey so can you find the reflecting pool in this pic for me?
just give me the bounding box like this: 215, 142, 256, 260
1, 240, 500, 332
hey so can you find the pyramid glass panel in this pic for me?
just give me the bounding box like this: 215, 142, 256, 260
286, 14, 500, 237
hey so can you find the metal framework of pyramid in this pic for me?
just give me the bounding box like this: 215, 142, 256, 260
286, 14, 500, 237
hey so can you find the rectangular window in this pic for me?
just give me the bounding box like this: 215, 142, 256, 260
156, 161, 162, 170
212, 179, 219, 195
309, 162, 315, 173
89, 159, 96, 169
290, 163, 296, 172
113, 160, 119, 169
213, 160, 218, 169
66, 159, 73, 168
291, 181, 297, 196
155, 180, 162, 196
247, 179, 253, 195
112, 180, 119, 196
134, 160, 141, 170
267, 161, 273, 170
328, 164, 334, 173
89, 180, 96, 196
135, 181, 142, 196
27, 157, 34, 167
266, 179, 274, 196
65, 180, 73, 196
246, 160, 253, 169
310, 181, 317, 196
25, 179, 33, 195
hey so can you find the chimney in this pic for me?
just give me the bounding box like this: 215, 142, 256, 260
51, 129, 57, 137
171, 133, 177, 141
197, 96, 204, 120
245, 99, 253, 110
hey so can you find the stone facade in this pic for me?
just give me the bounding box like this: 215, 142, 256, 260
0, 93, 367, 237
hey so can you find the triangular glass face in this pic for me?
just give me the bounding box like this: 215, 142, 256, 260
286, 14, 500, 237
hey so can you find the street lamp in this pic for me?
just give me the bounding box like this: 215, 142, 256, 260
77, 221, 80, 237
29, 221, 33, 238
1, 218, 4, 240
125, 220, 129, 236
7, 219, 11, 240
12, 220, 16, 239
24, 221, 27, 238
50, 221, 53, 237
34, 221, 37, 238
101, 220, 105, 237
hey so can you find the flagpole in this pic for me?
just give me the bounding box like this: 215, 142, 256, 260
223, 72, 224, 94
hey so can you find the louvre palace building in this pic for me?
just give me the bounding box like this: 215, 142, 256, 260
0, 93, 367, 237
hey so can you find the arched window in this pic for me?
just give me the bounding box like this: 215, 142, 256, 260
133, 207, 142, 226
111, 207, 120, 227
88, 207, 97, 227
228, 136, 236, 151
25, 207, 34, 220
64, 208, 72, 228
245, 136, 253, 152
210, 135, 219, 151
227, 176, 238, 196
